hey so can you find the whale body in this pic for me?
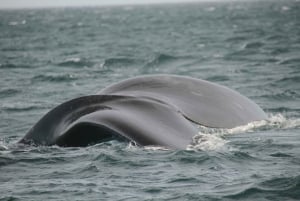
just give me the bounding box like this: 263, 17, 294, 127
19, 75, 267, 149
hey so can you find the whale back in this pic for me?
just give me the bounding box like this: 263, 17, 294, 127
99, 75, 267, 128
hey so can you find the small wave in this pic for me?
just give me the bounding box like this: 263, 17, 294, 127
206, 75, 230, 82
0, 63, 32, 69
277, 76, 300, 83
0, 139, 9, 151
144, 146, 170, 151
204, 7, 216, 12
281, 6, 290, 11
225, 36, 248, 42
225, 175, 300, 200
32, 74, 77, 82
57, 57, 93, 67
279, 57, 300, 65
274, 76, 300, 89
270, 152, 292, 158
1, 102, 45, 112
102, 57, 138, 68
242, 41, 264, 49
145, 53, 177, 67
0, 155, 14, 168
260, 90, 299, 101
0, 88, 20, 98
75, 163, 99, 174
8, 20, 26, 26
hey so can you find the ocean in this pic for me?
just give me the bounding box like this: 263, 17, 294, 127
0, 0, 299, 200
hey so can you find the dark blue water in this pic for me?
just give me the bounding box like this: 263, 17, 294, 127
1, 1, 300, 200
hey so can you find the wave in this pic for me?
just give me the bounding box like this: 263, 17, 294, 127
57, 57, 94, 67
277, 76, 300, 85
8, 20, 26, 26
0, 138, 9, 152
225, 175, 300, 200
146, 54, 177, 66
242, 41, 265, 49
0, 63, 32, 69
206, 75, 230, 82
225, 36, 248, 42
1, 102, 46, 112
31, 74, 77, 83
266, 76, 300, 91
267, 107, 300, 114
102, 57, 139, 68
279, 57, 300, 65
260, 90, 299, 101
0, 89, 20, 98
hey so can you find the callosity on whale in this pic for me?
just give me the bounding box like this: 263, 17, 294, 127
19, 75, 267, 149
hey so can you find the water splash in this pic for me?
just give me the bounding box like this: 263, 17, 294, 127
187, 133, 227, 151
187, 114, 300, 151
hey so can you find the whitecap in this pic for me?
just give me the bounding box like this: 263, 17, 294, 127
281, 6, 290, 11
8, 21, 19, 26
8, 20, 26, 26
205, 7, 216, 12
144, 146, 170, 151
0, 102, 41, 111
65, 57, 81, 63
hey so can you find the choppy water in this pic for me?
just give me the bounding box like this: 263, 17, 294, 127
1, 1, 300, 200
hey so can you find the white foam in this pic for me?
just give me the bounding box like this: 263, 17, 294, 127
65, 57, 81, 62
187, 133, 227, 151
126, 141, 169, 151
187, 114, 300, 151
144, 146, 170, 151
281, 6, 290, 11
0, 102, 38, 110
126, 141, 138, 150
205, 7, 216, 12
9, 21, 19, 26
8, 20, 26, 26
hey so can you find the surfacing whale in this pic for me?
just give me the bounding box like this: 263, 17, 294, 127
19, 75, 267, 149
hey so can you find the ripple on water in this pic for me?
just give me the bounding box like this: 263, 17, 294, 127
225, 176, 300, 200
0, 88, 21, 98
56, 57, 94, 67
31, 74, 77, 83
102, 57, 139, 68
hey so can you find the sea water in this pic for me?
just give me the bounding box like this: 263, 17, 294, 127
0, 1, 299, 200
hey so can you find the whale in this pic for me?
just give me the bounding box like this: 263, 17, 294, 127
19, 75, 267, 149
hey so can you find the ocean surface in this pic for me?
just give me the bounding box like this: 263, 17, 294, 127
0, 0, 300, 200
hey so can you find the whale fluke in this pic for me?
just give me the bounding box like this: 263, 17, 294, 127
20, 75, 267, 149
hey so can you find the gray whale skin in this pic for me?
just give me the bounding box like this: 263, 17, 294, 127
19, 75, 267, 149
